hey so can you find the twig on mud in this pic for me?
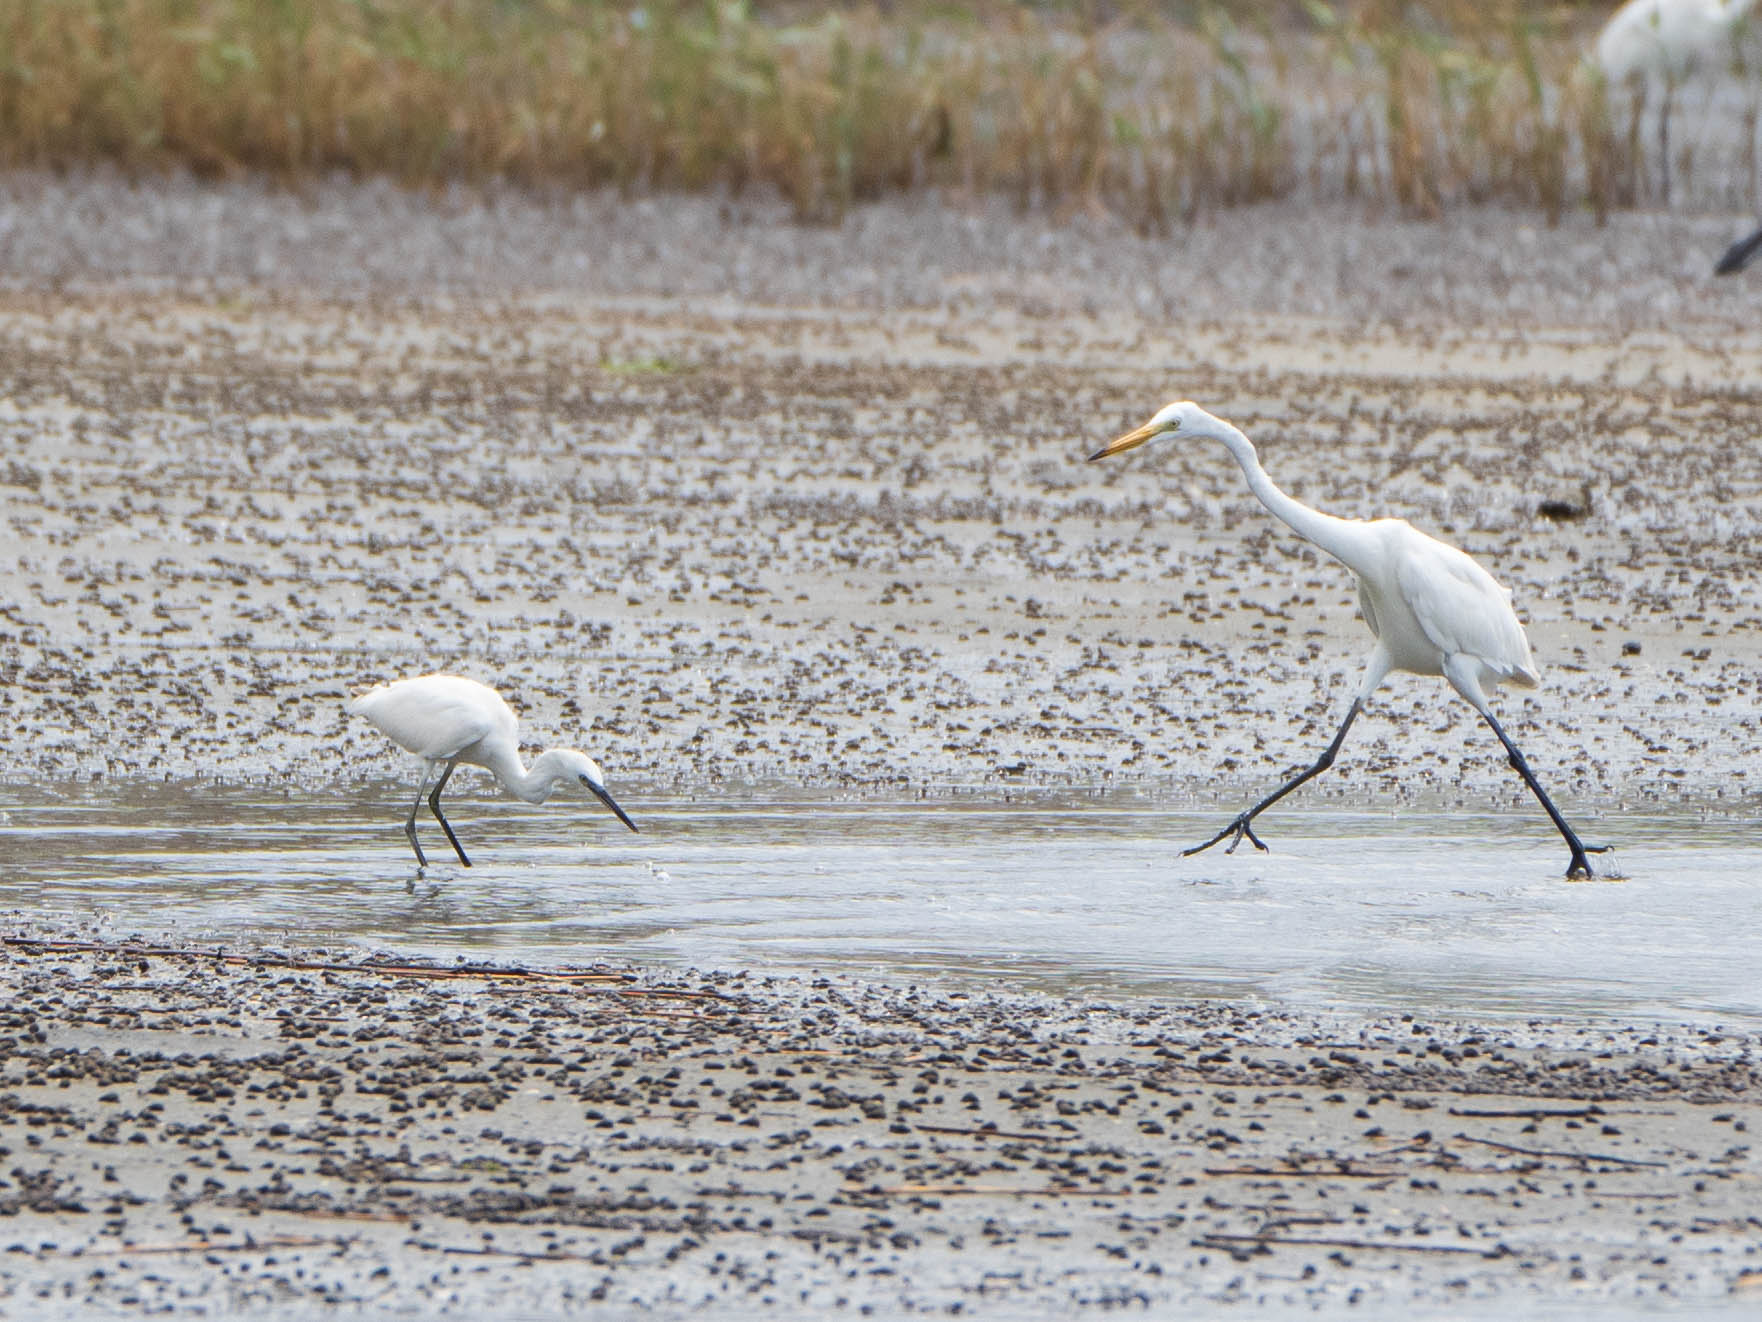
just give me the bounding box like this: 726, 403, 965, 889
910, 1122, 1067, 1143
5, 935, 630, 980
1205, 1177, 1395, 1184
881, 1183, 1133, 1198
406, 1239, 603, 1263
1448, 1105, 1603, 1120
377, 1174, 475, 1185
1, 935, 730, 1001
1451, 1133, 1666, 1168
1193, 1232, 1508, 1259
66, 1235, 347, 1258
1255, 1214, 1349, 1233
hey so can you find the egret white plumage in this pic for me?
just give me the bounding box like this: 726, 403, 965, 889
1089, 402, 1607, 880
347, 673, 637, 867
1594, 0, 1755, 80
1591, 0, 1757, 207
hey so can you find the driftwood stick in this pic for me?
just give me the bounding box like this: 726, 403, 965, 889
1, 935, 731, 1001
1193, 1232, 1507, 1259
1198, 1177, 1402, 1184
911, 1122, 1066, 1143
1448, 1105, 1603, 1120
70, 1236, 344, 1258
881, 1183, 1132, 1198
3, 935, 629, 981
406, 1239, 604, 1263
1451, 1133, 1666, 1168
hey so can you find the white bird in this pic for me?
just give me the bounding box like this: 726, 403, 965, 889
1089, 402, 1607, 880
1595, 0, 1754, 81
347, 673, 637, 867
1591, 0, 1757, 207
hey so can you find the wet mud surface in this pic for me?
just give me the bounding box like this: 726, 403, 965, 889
2, 176, 1762, 1314
2, 176, 1761, 816
0, 936, 1758, 1315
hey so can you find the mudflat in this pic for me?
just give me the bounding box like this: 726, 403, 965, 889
0, 174, 1760, 1313
1, 177, 1759, 805
0, 936, 1758, 1315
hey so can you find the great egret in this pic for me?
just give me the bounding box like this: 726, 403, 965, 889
1592, 0, 1757, 206
1089, 401, 1608, 880
347, 673, 638, 867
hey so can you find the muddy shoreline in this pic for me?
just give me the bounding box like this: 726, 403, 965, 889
2, 176, 1761, 1313
0, 930, 1756, 1315
2, 194, 1761, 805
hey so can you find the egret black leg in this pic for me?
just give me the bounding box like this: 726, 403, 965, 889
1479, 709, 1608, 880
1184, 699, 1364, 860
403, 766, 433, 868
1715, 223, 1762, 276
427, 756, 472, 867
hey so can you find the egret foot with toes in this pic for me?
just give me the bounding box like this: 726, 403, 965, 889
1566, 840, 1612, 881
1182, 815, 1270, 858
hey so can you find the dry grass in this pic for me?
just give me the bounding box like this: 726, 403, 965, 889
0, 2, 1751, 223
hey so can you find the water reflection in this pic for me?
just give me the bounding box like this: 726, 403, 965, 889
2, 781, 1757, 1025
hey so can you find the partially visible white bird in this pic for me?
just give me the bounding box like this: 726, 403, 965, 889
347, 673, 637, 867
1089, 402, 1607, 880
1592, 0, 1757, 207
1594, 0, 1755, 81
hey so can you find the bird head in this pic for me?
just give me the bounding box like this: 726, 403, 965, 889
556, 750, 640, 833
1088, 400, 1211, 462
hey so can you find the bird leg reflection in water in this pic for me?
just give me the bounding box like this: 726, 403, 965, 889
1089, 401, 1609, 880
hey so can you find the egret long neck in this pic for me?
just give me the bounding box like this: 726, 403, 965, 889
1211, 420, 1371, 573
483, 748, 571, 804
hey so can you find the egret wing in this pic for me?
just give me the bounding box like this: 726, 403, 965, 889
1395, 532, 1539, 686
349, 676, 505, 760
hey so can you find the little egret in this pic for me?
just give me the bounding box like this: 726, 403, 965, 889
1089, 402, 1608, 880
347, 673, 638, 867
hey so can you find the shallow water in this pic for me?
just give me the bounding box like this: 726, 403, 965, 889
3, 781, 1758, 1027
